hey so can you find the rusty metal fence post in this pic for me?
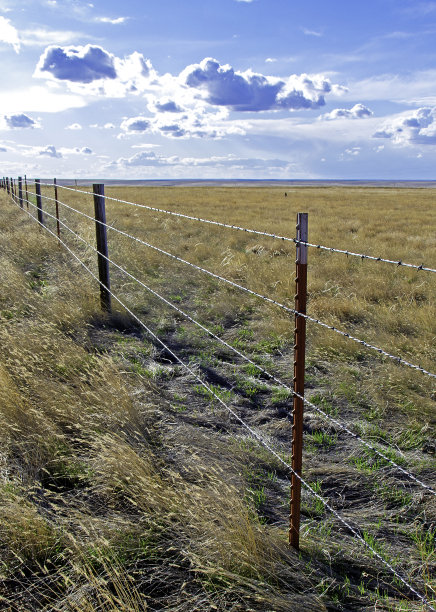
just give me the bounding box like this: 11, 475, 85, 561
289, 212, 308, 550
93, 183, 111, 313
35, 179, 45, 226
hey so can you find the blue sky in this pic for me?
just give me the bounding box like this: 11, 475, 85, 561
1, 0, 436, 179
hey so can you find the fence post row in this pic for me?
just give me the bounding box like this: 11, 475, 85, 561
290, 212, 308, 550
93, 183, 111, 313
35, 179, 45, 226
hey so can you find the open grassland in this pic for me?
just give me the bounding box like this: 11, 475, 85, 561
0, 184, 435, 611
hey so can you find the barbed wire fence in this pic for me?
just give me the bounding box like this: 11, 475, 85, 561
34, 179, 436, 274
2, 176, 435, 611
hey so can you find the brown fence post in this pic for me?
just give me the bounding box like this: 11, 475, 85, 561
54, 178, 61, 239
289, 212, 308, 550
18, 176, 23, 209
6, 177, 9, 194
24, 175, 29, 209
35, 179, 45, 226
93, 183, 111, 313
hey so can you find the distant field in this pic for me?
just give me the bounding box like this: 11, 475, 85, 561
1, 184, 435, 610
43, 182, 436, 417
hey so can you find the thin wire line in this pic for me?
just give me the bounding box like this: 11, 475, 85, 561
33, 180, 436, 274
21, 192, 436, 496
7, 193, 436, 612
29, 190, 436, 380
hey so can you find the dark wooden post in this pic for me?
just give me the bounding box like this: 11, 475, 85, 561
289, 212, 308, 550
6, 177, 9, 194
93, 184, 111, 312
35, 179, 45, 226
24, 175, 29, 209
18, 176, 23, 208
54, 178, 61, 239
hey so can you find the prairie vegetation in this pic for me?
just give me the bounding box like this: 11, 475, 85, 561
0, 184, 435, 611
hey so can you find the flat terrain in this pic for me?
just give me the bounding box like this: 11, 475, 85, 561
0, 184, 435, 611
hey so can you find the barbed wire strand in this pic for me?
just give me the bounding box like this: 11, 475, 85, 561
20, 191, 436, 496
7, 193, 436, 612
27, 189, 436, 380
32, 180, 436, 274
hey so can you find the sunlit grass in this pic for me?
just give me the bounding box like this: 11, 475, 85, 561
1, 184, 434, 610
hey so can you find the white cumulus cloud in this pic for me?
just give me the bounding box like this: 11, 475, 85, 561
320, 103, 373, 120
373, 107, 436, 144
0, 16, 19, 53
120, 116, 151, 133
120, 106, 244, 139
1, 113, 39, 129
34, 45, 154, 97
65, 122, 82, 130
35, 44, 118, 83
39, 145, 62, 158
182, 58, 334, 111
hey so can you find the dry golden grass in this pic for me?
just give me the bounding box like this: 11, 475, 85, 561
32, 183, 435, 420
0, 184, 434, 611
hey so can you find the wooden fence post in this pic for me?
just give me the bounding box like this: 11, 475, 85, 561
6, 177, 9, 194
24, 175, 29, 209
289, 212, 308, 550
93, 183, 111, 313
18, 176, 23, 209
35, 179, 45, 226
54, 178, 61, 239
